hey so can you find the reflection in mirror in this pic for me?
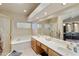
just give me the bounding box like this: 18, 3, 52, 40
37, 17, 61, 39
63, 16, 79, 43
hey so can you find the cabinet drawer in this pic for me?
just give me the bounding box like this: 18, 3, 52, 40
31, 39, 36, 46
37, 41, 41, 46
48, 49, 60, 56
41, 44, 47, 52
31, 39, 37, 54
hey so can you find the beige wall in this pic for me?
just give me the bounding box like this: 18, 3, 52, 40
0, 14, 11, 56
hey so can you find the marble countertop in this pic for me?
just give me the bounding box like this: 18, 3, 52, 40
32, 35, 79, 56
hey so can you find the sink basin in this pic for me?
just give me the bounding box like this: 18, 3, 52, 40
57, 47, 66, 50
45, 38, 52, 41
57, 47, 76, 56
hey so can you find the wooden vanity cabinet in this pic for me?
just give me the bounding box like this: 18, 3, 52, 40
36, 41, 44, 54
31, 38, 61, 56
31, 38, 44, 54
37, 41, 41, 46
41, 44, 48, 53
48, 48, 60, 56
31, 38, 37, 54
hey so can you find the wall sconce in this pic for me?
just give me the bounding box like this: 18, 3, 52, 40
62, 3, 66, 5
63, 24, 66, 26
74, 23, 77, 26
68, 24, 70, 27
0, 3, 2, 5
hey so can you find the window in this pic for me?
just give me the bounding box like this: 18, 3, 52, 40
17, 22, 31, 29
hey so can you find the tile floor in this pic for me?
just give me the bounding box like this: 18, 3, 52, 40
12, 41, 38, 56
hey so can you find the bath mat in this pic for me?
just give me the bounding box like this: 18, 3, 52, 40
8, 50, 22, 56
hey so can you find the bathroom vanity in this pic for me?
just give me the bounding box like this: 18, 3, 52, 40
31, 37, 61, 56
31, 35, 79, 56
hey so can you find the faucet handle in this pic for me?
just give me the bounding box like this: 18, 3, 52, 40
73, 47, 77, 53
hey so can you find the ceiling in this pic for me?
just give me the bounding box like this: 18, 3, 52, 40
27, 3, 79, 22
0, 3, 79, 22
39, 17, 58, 24
0, 3, 39, 17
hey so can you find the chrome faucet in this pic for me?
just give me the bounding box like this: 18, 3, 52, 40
73, 47, 77, 53
66, 42, 77, 53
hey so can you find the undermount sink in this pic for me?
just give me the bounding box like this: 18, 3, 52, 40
57, 47, 76, 55
57, 47, 66, 50
45, 38, 52, 41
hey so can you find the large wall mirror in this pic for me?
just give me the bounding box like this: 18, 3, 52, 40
36, 17, 62, 39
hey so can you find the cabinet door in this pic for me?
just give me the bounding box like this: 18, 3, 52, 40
48, 49, 60, 56
41, 44, 48, 53
36, 41, 44, 54
31, 38, 37, 53
37, 41, 41, 46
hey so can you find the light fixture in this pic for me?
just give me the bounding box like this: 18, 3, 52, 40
63, 24, 65, 26
0, 3, 2, 5
62, 3, 66, 5
44, 12, 47, 15
74, 23, 77, 26
68, 24, 70, 27
24, 10, 27, 12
